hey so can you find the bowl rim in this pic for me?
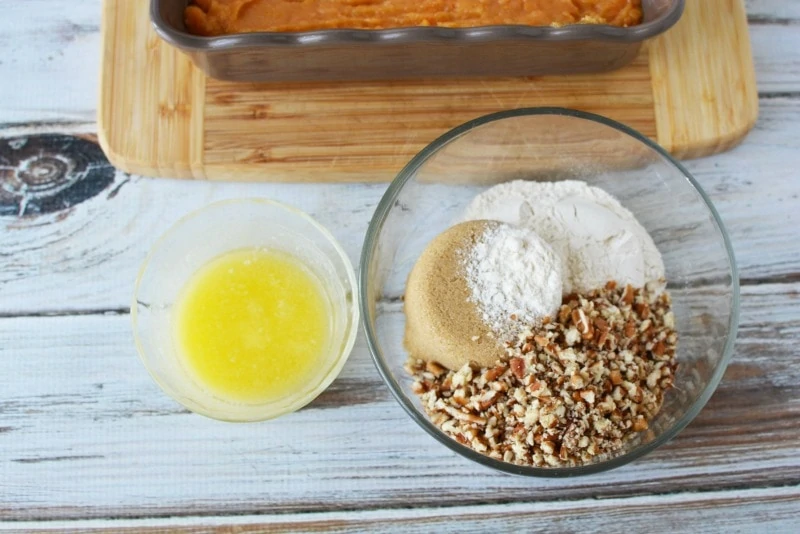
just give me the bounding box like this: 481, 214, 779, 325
132, 197, 360, 423
359, 107, 740, 477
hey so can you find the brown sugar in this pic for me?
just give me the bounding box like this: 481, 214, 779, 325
185, 0, 643, 36
404, 220, 505, 371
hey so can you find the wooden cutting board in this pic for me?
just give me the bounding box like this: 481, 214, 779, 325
98, 0, 758, 182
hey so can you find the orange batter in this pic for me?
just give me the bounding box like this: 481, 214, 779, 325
185, 0, 643, 36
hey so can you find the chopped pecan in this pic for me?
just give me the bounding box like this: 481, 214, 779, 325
510, 357, 526, 379
405, 281, 677, 469
425, 361, 446, 377
622, 284, 635, 305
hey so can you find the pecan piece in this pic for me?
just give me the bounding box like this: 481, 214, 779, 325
510, 357, 526, 379
425, 361, 446, 377
622, 284, 635, 305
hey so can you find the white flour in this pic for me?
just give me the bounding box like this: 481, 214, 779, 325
462, 180, 665, 295
464, 223, 562, 338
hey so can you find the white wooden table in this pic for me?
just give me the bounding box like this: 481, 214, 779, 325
1, 1, 799, 531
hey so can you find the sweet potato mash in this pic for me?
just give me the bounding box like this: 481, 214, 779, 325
184, 0, 643, 36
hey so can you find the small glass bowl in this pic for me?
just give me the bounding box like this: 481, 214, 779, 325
133, 199, 359, 422
360, 108, 739, 476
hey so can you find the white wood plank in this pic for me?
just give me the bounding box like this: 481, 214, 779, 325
680, 94, 800, 283
746, 0, 800, 21
0, 2, 797, 132
2, 485, 799, 533
0, 282, 797, 520
0, 0, 100, 127
750, 25, 800, 94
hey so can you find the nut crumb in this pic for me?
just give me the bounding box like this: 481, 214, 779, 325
407, 282, 677, 468
510, 357, 526, 379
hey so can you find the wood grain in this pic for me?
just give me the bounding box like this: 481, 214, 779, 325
97, 0, 206, 179
0, 281, 798, 521
0, 0, 100, 128
97, 0, 757, 182
201, 59, 655, 182
4, 92, 800, 314
4, 486, 800, 532
0, 0, 799, 529
649, 0, 759, 158
745, 0, 800, 22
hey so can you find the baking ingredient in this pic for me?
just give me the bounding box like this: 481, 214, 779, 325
404, 220, 506, 371
175, 247, 330, 404
465, 222, 562, 339
461, 180, 665, 295
407, 281, 677, 467
185, 0, 643, 36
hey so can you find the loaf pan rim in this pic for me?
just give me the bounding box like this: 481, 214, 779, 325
151, 0, 685, 50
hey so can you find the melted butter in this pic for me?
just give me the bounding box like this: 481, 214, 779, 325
175, 247, 330, 404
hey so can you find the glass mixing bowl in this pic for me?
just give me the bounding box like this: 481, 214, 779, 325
360, 108, 739, 476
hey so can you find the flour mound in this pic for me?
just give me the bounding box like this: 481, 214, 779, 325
462, 180, 665, 294
464, 223, 562, 339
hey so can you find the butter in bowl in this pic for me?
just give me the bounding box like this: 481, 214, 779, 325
132, 199, 359, 422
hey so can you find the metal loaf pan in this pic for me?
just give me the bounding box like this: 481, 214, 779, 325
151, 0, 684, 82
